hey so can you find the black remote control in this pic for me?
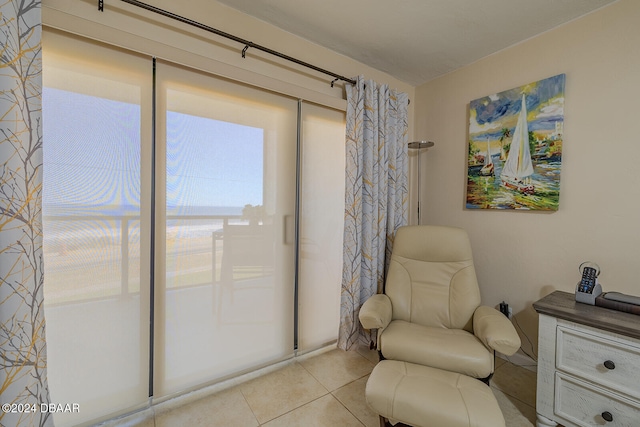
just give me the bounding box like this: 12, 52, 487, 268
576, 262, 602, 305
579, 266, 597, 294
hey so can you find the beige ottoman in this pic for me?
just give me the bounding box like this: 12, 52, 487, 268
366, 360, 505, 427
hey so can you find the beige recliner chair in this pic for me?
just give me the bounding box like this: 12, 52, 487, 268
359, 225, 520, 382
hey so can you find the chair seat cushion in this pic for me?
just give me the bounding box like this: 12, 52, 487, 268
380, 320, 493, 378
366, 360, 505, 427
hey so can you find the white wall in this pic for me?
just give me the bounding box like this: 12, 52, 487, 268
414, 0, 640, 355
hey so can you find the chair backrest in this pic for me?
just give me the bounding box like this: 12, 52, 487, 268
385, 225, 481, 332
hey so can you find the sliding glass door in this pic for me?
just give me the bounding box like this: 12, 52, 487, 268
42, 30, 344, 425
42, 30, 152, 426
154, 61, 298, 397
298, 103, 345, 352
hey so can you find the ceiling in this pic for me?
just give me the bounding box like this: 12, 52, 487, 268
215, 0, 618, 86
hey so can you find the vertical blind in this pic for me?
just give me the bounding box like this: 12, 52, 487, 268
42, 29, 345, 426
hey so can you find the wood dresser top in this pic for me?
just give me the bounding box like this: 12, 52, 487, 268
533, 290, 640, 340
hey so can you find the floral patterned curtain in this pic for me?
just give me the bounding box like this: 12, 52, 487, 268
0, 1, 53, 426
338, 76, 408, 350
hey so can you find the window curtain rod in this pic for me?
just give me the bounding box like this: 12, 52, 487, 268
98, 0, 357, 86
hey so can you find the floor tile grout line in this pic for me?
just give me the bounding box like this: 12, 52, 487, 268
256, 392, 336, 426
297, 360, 332, 394
238, 387, 262, 427
504, 394, 536, 412
299, 359, 372, 395
491, 384, 537, 411
241, 374, 330, 424
274, 352, 373, 426
331, 387, 369, 427
492, 360, 537, 408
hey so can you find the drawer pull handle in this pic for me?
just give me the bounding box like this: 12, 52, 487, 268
602, 411, 613, 422
603, 360, 616, 370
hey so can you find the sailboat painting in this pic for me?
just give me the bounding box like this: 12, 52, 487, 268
466, 74, 565, 211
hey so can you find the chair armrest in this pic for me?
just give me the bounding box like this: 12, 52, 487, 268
473, 305, 521, 356
358, 294, 392, 330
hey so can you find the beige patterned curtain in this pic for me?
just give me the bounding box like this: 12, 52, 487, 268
338, 76, 408, 350
0, 1, 53, 426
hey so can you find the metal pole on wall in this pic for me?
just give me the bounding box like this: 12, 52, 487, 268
408, 141, 434, 224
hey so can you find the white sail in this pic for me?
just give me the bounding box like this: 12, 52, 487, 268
484, 138, 493, 166
501, 94, 534, 180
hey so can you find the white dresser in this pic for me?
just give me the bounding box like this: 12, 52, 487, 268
534, 291, 640, 427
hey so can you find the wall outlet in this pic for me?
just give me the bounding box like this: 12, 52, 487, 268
507, 306, 513, 319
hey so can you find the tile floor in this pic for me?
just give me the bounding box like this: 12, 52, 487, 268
103, 346, 538, 426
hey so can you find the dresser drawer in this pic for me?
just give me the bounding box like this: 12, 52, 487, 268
557, 324, 640, 400
555, 373, 640, 427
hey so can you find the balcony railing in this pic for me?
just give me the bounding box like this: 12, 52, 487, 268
42, 213, 270, 305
